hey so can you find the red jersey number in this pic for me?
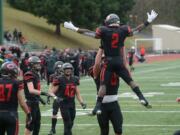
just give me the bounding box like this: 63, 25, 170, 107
0, 84, 13, 102
64, 84, 76, 98
111, 33, 119, 48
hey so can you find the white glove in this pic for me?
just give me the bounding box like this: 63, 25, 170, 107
64, 21, 79, 31
147, 10, 158, 23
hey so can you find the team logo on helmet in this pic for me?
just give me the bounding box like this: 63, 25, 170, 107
105, 13, 120, 26
1, 62, 19, 78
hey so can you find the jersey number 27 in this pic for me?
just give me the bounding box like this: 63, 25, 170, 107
0, 84, 13, 102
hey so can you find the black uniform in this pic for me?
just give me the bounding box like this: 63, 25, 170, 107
53, 75, 79, 135
24, 71, 41, 135
96, 25, 133, 85
0, 77, 23, 135
89, 67, 123, 135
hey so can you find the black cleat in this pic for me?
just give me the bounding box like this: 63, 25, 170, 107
48, 129, 56, 135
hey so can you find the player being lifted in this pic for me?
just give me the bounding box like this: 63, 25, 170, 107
0, 62, 32, 135
64, 10, 158, 114
48, 61, 64, 135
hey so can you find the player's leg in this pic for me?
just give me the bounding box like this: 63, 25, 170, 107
174, 130, 180, 135
6, 112, 19, 135
116, 65, 150, 107
109, 102, 123, 135
60, 106, 73, 135
92, 63, 112, 115
97, 104, 109, 135
25, 103, 34, 135
0, 113, 6, 135
48, 100, 59, 135
69, 106, 76, 131
32, 105, 41, 135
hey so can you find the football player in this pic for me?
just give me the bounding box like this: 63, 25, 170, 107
49, 62, 86, 135
63, 10, 158, 114
24, 56, 49, 135
0, 62, 32, 135
48, 61, 64, 135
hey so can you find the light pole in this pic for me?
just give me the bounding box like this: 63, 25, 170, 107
0, 0, 3, 45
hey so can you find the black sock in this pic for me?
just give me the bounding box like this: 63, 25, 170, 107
52, 118, 57, 130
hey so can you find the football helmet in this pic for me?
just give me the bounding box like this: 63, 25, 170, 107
62, 63, 73, 76
1, 62, 19, 78
105, 13, 120, 26
28, 56, 41, 71
54, 61, 64, 74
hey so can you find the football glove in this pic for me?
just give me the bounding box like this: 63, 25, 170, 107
147, 10, 158, 23
40, 91, 49, 96
47, 96, 51, 104
26, 113, 32, 126
64, 21, 79, 31
39, 97, 46, 105
54, 96, 64, 104
80, 102, 87, 109
140, 99, 152, 108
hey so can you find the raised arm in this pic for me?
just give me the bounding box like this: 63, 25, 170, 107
63, 21, 98, 38
130, 10, 158, 36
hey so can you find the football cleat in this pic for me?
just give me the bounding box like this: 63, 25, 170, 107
48, 129, 56, 135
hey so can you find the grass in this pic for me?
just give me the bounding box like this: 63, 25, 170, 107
4, 2, 136, 50
17, 59, 180, 135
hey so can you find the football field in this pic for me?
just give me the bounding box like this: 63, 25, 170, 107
18, 59, 180, 135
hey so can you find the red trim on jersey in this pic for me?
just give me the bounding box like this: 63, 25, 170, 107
95, 28, 101, 37
18, 83, 24, 91
100, 64, 107, 81
128, 26, 132, 34
24, 75, 34, 81
15, 120, 19, 135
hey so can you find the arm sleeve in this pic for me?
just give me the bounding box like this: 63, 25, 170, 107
121, 25, 132, 37
74, 76, 80, 86
52, 77, 60, 86
18, 80, 24, 91
23, 72, 34, 83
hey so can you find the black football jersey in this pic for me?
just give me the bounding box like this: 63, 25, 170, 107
24, 71, 41, 102
96, 25, 131, 57
53, 75, 80, 102
0, 77, 24, 111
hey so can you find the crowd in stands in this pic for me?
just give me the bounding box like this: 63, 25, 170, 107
4, 28, 27, 45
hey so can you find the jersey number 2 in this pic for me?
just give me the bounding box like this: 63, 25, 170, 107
111, 33, 119, 48
0, 84, 13, 101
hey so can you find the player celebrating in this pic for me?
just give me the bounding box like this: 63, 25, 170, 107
24, 56, 49, 135
0, 62, 32, 135
49, 63, 86, 135
64, 10, 158, 114
48, 61, 64, 135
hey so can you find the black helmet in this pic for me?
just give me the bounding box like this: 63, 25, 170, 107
1, 62, 19, 78
105, 13, 120, 26
62, 63, 73, 70
54, 61, 64, 74
28, 56, 41, 71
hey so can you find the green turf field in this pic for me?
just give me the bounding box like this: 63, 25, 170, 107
18, 59, 180, 135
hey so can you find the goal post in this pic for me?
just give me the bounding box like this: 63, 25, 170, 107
134, 38, 163, 55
